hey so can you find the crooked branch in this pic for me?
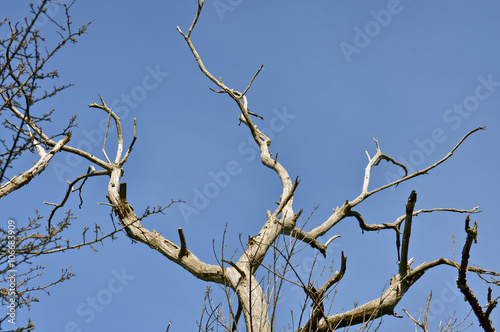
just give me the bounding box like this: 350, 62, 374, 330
367, 127, 485, 196
457, 215, 496, 332
44, 167, 108, 229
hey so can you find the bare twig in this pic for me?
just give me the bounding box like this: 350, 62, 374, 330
222, 259, 246, 279
120, 118, 137, 166
241, 64, 264, 97
402, 291, 432, 332
44, 167, 108, 229
89, 95, 124, 163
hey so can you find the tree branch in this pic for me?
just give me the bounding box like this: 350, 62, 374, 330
367, 127, 485, 196
4, 100, 110, 170
0, 133, 71, 198
308, 127, 484, 240
457, 215, 496, 332
400, 190, 417, 277
44, 166, 108, 228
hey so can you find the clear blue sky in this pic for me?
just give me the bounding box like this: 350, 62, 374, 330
2, 1, 500, 331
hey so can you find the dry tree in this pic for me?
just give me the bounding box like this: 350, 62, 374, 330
1, 1, 498, 331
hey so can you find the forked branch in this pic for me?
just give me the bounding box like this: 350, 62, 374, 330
367, 127, 485, 196
0, 133, 71, 198
308, 127, 484, 240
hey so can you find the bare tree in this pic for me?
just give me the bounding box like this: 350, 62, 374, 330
0, 2, 115, 330
1, 1, 498, 331
0, 0, 88, 194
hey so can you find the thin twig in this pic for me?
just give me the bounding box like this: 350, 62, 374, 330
44, 167, 108, 229
241, 64, 264, 96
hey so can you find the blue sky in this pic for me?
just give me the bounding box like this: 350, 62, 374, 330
2, 0, 500, 331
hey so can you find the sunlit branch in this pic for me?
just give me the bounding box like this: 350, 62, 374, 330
0, 133, 71, 198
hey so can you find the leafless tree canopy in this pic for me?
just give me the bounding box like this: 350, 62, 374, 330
1, 1, 91, 330
0, 1, 498, 331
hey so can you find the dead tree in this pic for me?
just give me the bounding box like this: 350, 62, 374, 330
172, 2, 498, 330
1, 1, 498, 331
